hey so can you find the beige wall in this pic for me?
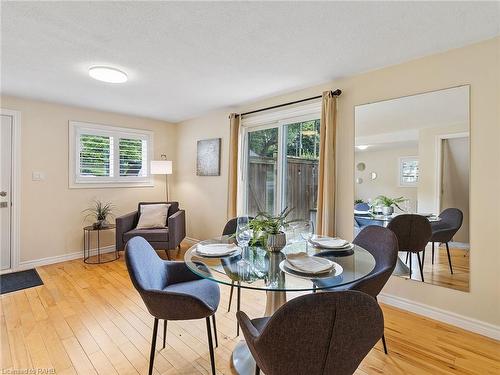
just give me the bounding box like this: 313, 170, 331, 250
355, 146, 418, 212
0, 96, 177, 263
175, 37, 500, 326
418, 122, 469, 213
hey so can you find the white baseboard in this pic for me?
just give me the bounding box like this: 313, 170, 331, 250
13, 245, 116, 271
379, 292, 500, 340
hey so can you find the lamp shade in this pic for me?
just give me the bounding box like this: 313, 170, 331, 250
150, 160, 172, 175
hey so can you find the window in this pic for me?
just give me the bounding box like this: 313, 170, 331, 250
399, 156, 419, 187
240, 102, 321, 223
69, 121, 153, 188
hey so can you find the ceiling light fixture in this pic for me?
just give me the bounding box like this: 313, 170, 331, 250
88, 66, 128, 83
356, 145, 369, 150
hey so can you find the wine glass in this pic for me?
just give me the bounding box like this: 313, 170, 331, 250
236, 216, 251, 248
298, 220, 314, 250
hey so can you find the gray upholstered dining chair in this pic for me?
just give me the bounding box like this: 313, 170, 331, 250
430, 208, 463, 274
313, 226, 398, 354
125, 236, 220, 375
387, 214, 432, 282
237, 290, 384, 375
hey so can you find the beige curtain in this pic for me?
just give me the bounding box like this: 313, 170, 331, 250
316, 91, 337, 236
227, 113, 240, 219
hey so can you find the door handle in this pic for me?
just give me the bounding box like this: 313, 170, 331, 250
0, 191, 6, 197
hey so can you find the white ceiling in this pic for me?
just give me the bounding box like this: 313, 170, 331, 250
1, 2, 498, 123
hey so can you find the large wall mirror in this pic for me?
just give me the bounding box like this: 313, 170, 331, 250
354, 86, 470, 292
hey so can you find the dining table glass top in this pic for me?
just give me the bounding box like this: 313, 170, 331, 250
184, 236, 376, 292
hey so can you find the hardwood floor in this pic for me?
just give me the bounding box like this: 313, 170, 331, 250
1, 243, 498, 375
402, 243, 470, 292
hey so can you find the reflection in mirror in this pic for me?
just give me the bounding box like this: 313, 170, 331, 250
356, 162, 366, 171
354, 86, 470, 292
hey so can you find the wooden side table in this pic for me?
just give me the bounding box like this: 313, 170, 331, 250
83, 224, 119, 264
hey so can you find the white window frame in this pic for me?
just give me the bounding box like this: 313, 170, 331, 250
69, 121, 153, 188
398, 156, 419, 187
237, 101, 321, 215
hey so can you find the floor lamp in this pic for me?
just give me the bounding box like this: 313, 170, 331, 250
151, 156, 173, 201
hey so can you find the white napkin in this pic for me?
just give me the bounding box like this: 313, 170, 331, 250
286, 252, 334, 274
196, 243, 239, 256
309, 237, 348, 249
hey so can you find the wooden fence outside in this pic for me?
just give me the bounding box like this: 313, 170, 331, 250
247, 156, 318, 221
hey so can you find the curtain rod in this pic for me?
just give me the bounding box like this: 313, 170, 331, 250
240, 89, 341, 117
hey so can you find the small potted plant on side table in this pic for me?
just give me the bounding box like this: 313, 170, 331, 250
83, 200, 114, 229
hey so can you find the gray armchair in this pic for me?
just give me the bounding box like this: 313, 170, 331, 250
116, 202, 186, 259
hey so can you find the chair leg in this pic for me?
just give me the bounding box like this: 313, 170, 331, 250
237, 281, 241, 336
228, 281, 235, 312
162, 320, 167, 349
255, 365, 261, 375
381, 333, 388, 355
417, 252, 424, 282
313, 284, 317, 293
431, 242, 435, 265
445, 242, 454, 274
409, 253, 412, 278
205, 317, 216, 375
211, 314, 218, 348
149, 318, 159, 375
405, 251, 409, 264
165, 249, 171, 260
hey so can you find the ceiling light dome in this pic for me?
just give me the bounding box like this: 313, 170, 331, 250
88, 66, 128, 83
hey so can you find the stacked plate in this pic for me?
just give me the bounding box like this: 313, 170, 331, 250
280, 252, 343, 279
195, 243, 240, 257
308, 237, 354, 251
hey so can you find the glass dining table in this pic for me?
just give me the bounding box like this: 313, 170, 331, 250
184, 236, 376, 375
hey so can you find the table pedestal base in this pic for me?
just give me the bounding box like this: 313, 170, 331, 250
232, 290, 286, 374
231, 340, 257, 375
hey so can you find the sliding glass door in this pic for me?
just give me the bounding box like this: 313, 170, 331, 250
243, 116, 320, 224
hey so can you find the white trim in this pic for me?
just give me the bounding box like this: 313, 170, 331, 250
434, 131, 470, 213
379, 292, 500, 340
69, 120, 154, 188
0, 245, 117, 274
0, 109, 21, 272
241, 101, 321, 128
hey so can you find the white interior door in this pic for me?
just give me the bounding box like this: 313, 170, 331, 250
1, 114, 12, 270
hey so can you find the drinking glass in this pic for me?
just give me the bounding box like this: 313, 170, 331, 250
236, 216, 251, 248
298, 220, 314, 250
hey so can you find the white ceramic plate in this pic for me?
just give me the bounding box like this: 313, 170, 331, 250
279, 259, 343, 279
195, 244, 241, 258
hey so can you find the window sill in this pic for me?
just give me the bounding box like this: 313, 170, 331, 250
69, 181, 154, 189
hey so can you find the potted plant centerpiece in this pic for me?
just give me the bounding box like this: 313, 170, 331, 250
83, 200, 114, 229
249, 207, 294, 252
373, 195, 406, 216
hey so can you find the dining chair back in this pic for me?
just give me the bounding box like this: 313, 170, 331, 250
349, 226, 399, 298
222, 216, 253, 334
237, 291, 383, 375
125, 236, 220, 375
222, 216, 254, 236
430, 208, 463, 274
387, 214, 431, 282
